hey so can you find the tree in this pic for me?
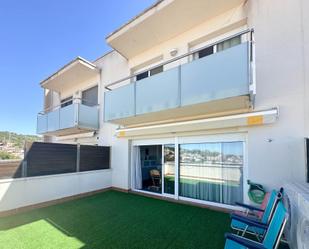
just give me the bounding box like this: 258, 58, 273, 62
0, 151, 19, 160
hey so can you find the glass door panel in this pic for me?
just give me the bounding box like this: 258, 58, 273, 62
163, 144, 175, 195
139, 145, 162, 193
221, 142, 244, 205
179, 141, 244, 205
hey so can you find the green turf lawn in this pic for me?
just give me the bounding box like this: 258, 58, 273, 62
0, 190, 231, 249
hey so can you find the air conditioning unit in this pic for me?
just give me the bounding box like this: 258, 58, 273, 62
297, 192, 309, 249
284, 183, 309, 249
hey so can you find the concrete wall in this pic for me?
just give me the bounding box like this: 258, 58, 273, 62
245, 0, 308, 188
95, 51, 131, 190
0, 170, 112, 212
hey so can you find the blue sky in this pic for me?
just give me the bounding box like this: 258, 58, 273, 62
0, 0, 155, 135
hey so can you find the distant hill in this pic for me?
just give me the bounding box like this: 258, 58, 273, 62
0, 131, 41, 149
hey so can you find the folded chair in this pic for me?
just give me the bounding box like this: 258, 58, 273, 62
231, 188, 283, 238
233, 192, 270, 220
225, 201, 288, 249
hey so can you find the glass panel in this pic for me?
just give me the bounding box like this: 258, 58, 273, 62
139, 145, 162, 193
135, 67, 179, 115
79, 104, 99, 129
181, 42, 250, 107
47, 109, 60, 132
104, 83, 135, 121
82, 86, 98, 107
222, 142, 244, 205
217, 36, 241, 52
164, 144, 175, 195
179, 143, 222, 202
150, 65, 163, 76
59, 104, 75, 129
179, 141, 243, 205
37, 114, 48, 134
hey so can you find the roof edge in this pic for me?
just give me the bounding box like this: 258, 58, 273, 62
40, 57, 97, 86
106, 0, 165, 41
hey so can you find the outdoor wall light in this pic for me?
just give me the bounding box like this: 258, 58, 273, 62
169, 48, 178, 57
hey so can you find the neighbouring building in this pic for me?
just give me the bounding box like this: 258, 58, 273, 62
36, 0, 309, 209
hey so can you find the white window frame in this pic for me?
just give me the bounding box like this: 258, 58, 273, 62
130, 132, 248, 210
189, 26, 248, 62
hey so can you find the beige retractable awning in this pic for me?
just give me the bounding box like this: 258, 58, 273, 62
115, 108, 279, 138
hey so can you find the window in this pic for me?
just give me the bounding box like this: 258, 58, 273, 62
82, 86, 98, 107
179, 141, 244, 205
150, 65, 163, 76
197, 46, 214, 59
136, 71, 149, 81
61, 96, 73, 108
136, 65, 164, 81
217, 35, 241, 52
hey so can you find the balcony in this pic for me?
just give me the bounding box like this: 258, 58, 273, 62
104, 31, 255, 126
37, 102, 99, 136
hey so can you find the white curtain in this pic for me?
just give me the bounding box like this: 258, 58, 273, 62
132, 146, 142, 190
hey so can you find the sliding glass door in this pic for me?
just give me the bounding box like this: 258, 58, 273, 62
179, 141, 244, 205
132, 135, 245, 206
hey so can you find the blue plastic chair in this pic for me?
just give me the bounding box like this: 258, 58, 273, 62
231, 188, 283, 237
225, 201, 288, 249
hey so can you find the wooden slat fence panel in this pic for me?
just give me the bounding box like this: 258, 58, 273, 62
26, 142, 77, 177
0, 142, 110, 179
80, 145, 110, 172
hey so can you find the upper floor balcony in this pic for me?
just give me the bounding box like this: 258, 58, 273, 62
37, 56, 100, 136
104, 30, 255, 126
37, 98, 99, 136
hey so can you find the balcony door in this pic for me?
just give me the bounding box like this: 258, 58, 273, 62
131, 134, 246, 207
178, 140, 244, 205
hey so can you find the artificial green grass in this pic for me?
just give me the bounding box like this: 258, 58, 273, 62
0, 191, 230, 249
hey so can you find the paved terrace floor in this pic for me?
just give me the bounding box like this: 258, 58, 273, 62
0, 190, 289, 249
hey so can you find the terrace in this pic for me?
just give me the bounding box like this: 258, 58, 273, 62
0, 190, 290, 249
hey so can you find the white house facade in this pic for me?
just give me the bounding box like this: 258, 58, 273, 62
37, 0, 309, 209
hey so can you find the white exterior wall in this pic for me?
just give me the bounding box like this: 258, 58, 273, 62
0, 170, 112, 212
245, 0, 308, 188
128, 5, 247, 71
95, 51, 131, 190
96, 0, 308, 193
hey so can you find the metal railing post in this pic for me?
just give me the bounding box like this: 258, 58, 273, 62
22, 160, 27, 178
22, 141, 27, 177
177, 65, 181, 107
76, 143, 80, 172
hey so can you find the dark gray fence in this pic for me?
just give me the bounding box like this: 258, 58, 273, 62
80, 145, 110, 172
26, 142, 77, 177
0, 142, 110, 179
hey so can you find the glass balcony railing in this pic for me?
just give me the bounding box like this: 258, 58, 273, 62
104, 30, 255, 125
37, 102, 99, 135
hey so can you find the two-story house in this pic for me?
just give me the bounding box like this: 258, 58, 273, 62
37, 0, 309, 209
